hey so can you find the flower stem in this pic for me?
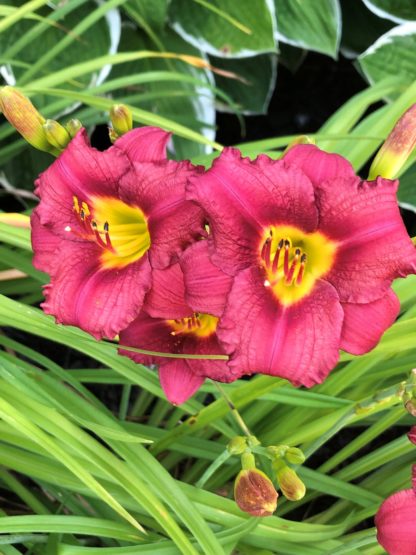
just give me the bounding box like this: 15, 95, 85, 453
214, 382, 252, 437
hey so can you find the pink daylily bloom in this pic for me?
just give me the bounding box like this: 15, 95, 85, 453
376, 486, 416, 555
187, 145, 416, 387
119, 246, 234, 404
32, 127, 205, 339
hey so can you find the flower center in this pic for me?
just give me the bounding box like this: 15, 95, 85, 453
260, 224, 337, 305
167, 313, 218, 339
70, 195, 151, 269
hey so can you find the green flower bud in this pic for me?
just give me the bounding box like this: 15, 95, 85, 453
66, 118, 82, 138
43, 119, 71, 151
369, 103, 416, 180
274, 462, 306, 501
266, 445, 288, 459
110, 104, 133, 136
227, 436, 247, 455
0, 86, 56, 153
285, 447, 306, 465
234, 468, 278, 517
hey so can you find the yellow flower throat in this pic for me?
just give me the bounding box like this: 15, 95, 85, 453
71, 195, 151, 269
260, 225, 337, 305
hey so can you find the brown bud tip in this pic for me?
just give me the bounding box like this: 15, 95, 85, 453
275, 465, 306, 501
369, 103, 416, 179
234, 469, 278, 517
110, 104, 133, 136
0, 86, 56, 153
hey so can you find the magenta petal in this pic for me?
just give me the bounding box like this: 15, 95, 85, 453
31, 211, 63, 276
35, 129, 131, 239
114, 126, 171, 162
340, 289, 400, 355
218, 267, 343, 387
318, 176, 416, 302
119, 312, 178, 366
375, 489, 416, 555
283, 144, 356, 186
42, 241, 151, 340
408, 427, 416, 446
119, 160, 205, 269
182, 333, 239, 382
159, 361, 205, 405
180, 241, 233, 317
187, 147, 318, 275
144, 263, 192, 319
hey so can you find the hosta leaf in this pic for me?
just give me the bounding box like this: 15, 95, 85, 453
168, 0, 276, 58
363, 0, 416, 23
359, 23, 416, 85
274, 0, 341, 58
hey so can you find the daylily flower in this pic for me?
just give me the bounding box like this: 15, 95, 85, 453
187, 145, 416, 386
119, 241, 233, 404
375, 478, 416, 555
32, 126, 205, 339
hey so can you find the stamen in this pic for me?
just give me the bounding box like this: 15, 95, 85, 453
272, 238, 284, 273
285, 248, 301, 285
261, 237, 272, 267
91, 220, 107, 249
283, 239, 290, 276
103, 221, 114, 250
296, 254, 307, 286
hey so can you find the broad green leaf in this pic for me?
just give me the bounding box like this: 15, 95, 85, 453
340, 0, 393, 58
275, 0, 341, 58
359, 23, 416, 86
363, 0, 416, 23
397, 162, 416, 212
209, 53, 277, 114
168, 0, 276, 58
123, 0, 169, 33
110, 25, 216, 158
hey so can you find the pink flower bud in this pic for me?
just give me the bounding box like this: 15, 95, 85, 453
234, 468, 278, 517
369, 103, 416, 179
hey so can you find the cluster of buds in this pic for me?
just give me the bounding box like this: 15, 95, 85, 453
0, 86, 133, 153
229, 436, 306, 517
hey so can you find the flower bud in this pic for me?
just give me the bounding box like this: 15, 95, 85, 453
110, 104, 133, 137
43, 119, 71, 151
274, 462, 306, 501
0, 86, 55, 153
285, 447, 306, 465
369, 103, 416, 180
66, 118, 82, 138
234, 468, 278, 517
227, 436, 247, 455
266, 445, 288, 458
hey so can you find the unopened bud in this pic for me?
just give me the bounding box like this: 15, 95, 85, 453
109, 127, 119, 144
285, 447, 306, 465
227, 436, 247, 455
369, 103, 416, 180
266, 445, 288, 459
110, 104, 133, 137
274, 462, 306, 501
43, 119, 71, 151
234, 468, 278, 517
0, 86, 56, 153
66, 118, 82, 138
